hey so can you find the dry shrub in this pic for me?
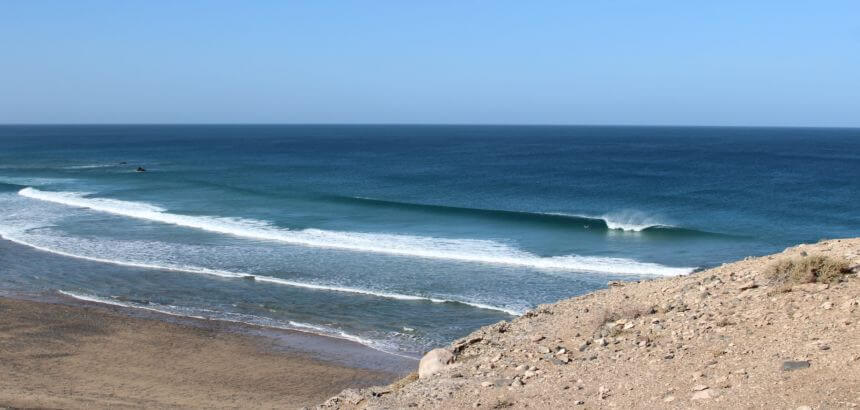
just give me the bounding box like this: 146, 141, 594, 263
592, 303, 656, 337
766, 255, 851, 285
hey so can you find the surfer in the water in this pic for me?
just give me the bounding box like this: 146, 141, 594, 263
136, 167, 146, 172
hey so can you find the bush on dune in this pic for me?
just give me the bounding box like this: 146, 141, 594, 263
766, 255, 852, 285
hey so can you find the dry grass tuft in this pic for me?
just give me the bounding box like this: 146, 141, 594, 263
592, 303, 656, 337
766, 255, 851, 285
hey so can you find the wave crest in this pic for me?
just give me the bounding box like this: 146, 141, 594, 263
17, 188, 693, 276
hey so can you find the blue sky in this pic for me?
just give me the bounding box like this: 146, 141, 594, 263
1, 1, 858, 126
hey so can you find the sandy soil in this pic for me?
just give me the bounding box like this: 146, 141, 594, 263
0, 297, 406, 409
323, 238, 860, 409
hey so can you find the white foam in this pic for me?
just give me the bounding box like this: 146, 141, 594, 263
0, 177, 74, 187
550, 210, 670, 232
17, 188, 692, 276
57, 290, 206, 319
62, 164, 117, 170
601, 211, 669, 232
0, 221, 522, 315
56, 290, 410, 358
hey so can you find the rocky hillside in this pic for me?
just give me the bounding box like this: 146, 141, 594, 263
320, 238, 860, 409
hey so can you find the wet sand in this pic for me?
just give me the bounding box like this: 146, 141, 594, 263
0, 295, 413, 409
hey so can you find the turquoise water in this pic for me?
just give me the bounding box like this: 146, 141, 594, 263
0, 125, 858, 357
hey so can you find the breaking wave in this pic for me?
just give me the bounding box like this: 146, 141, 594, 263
17, 188, 693, 276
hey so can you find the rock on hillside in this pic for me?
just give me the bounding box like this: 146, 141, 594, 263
320, 238, 860, 409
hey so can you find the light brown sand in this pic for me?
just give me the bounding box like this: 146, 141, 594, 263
324, 238, 860, 409
0, 297, 404, 409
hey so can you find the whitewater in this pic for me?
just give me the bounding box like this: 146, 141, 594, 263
18, 187, 692, 276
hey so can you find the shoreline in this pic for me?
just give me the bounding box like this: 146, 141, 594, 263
0, 292, 414, 409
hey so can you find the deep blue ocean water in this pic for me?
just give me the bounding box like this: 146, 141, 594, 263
0, 125, 858, 357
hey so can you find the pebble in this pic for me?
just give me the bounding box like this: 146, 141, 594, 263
537, 346, 551, 354
691, 384, 708, 391
690, 388, 715, 400
782, 360, 811, 371
531, 335, 545, 342
481, 381, 493, 388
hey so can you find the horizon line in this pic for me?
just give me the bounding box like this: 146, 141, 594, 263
1, 123, 858, 130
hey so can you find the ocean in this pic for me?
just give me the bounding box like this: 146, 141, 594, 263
0, 125, 857, 357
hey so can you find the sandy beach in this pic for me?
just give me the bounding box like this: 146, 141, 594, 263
0, 295, 412, 409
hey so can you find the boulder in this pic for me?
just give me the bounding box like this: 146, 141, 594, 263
418, 348, 454, 379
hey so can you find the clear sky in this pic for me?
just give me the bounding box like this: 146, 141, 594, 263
1, 1, 858, 126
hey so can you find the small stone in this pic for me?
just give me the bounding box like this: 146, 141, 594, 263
523, 370, 536, 379
664, 395, 676, 402
623, 322, 635, 330
598, 386, 610, 399
491, 354, 502, 362
574, 400, 585, 405
782, 360, 811, 371
531, 335, 545, 342
738, 281, 758, 291
822, 301, 834, 310
594, 338, 608, 347
537, 346, 551, 354
691, 388, 715, 400
664, 353, 675, 360
481, 381, 493, 388
691, 384, 708, 392
515, 364, 527, 371
418, 348, 454, 379
473, 401, 481, 408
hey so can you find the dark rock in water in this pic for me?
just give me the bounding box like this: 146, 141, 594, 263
119, 161, 127, 165
782, 360, 811, 371
136, 167, 146, 172
242, 275, 256, 281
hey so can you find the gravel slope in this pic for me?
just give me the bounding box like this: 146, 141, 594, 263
320, 238, 860, 409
